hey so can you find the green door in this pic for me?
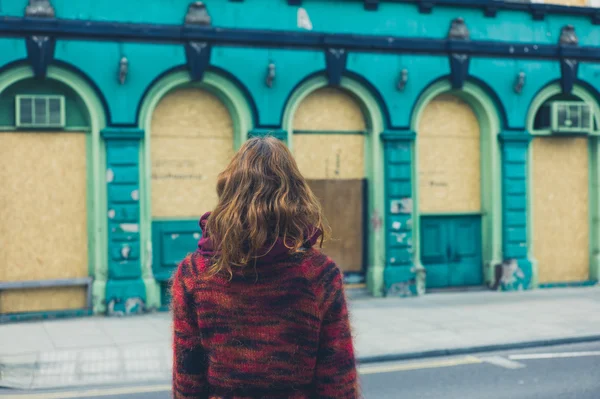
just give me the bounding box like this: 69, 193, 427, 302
420, 215, 482, 288
152, 220, 201, 305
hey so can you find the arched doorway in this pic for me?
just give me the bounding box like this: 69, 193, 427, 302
527, 84, 600, 285
139, 71, 253, 307
0, 65, 106, 315
418, 94, 483, 288
412, 80, 502, 290
283, 75, 386, 294
292, 87, 367, 276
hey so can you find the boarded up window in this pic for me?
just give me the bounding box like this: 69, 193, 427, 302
532, 136, 589, 283
151, 88, 234, 218
0, 132, 88, 313
292, 88, 366, 272
418, 94, 481, 213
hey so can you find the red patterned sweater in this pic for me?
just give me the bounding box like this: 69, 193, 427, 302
171, 248, 358, 399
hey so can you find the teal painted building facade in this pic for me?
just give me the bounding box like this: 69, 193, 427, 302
1, 0, 600, 317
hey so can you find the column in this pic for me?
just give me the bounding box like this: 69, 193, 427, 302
499, 131, 534, 290
102, 127, 147, 315
381, 131, 423, 296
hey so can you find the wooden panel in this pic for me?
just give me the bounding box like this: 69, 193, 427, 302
542, 0, 586, 6
308, 179, 364, 272
293, 134, 365, 179
293, 88, 366, 132
151, 88, 234, 218
0, 132, 88, 313
418, 94, 481, 213
532, 137, 589, 283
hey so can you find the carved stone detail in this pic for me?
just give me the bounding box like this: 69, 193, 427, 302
448, 17, 469, 40
25, 0, 55, 18
559, 24, 578, 46
185, 1, 211, 26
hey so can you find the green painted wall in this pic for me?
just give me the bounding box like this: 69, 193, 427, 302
1, 0, 599, 315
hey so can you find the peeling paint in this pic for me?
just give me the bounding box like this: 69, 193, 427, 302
108, 209, 116, 219
119, 223, 139, 233
107, 297, 145, 316
120, 245, 131, 259
391, 232, 407, 244
490, 259, 527, 291
130, 189, 139, 201
500, 258, 525, 289
386, 281, 414, 297
392, 221, 401, 230
390, 198, 413, 214
370, 209, 383, 231
193, 233, 201, 240
106, 168, 114, 183
171, 234, 179, 240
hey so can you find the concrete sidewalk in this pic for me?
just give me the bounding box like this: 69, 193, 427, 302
1, 287, 599, 390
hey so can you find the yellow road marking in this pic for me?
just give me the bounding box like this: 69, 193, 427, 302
0, 384, 171, 399
3, 356, 483, 398
359, 355, 482, 375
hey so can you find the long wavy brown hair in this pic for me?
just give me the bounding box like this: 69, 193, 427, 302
205, 136, 329, 275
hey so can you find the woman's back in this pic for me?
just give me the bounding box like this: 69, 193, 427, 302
171, 136, 358, 398
172, 248, 356, 398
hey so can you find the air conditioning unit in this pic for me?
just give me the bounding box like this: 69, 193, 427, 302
15, 95, 65, 128
550, 101, 593, 134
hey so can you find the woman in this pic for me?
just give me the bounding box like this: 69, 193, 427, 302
171, 136, 358, 399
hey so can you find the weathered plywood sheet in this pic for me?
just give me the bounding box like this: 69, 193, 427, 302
532, 137, 589, 283
293, 88, 366, 132
308, 179, 364, 272
0, 132, 88, 313
418, 94, 481, 213
151, 88, 234, 218
294, 134, 365, 179
542, 0, 586, 6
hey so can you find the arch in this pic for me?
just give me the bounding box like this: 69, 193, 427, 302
526, 83, 600, 285
0, 64, 108, 312
527, 82, 600, 135
411, 79, 503, 287
137, 69, 255, 307
282, 74, 386, 296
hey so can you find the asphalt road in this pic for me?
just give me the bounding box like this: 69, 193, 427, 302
3, 342, 600, 399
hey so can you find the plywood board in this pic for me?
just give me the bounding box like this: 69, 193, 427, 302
542, 0, 586, 6
151, 88, 234, 218
418, 94, 481, 213
308, 179, 364, 272
0, 132, 88, 313
293, 134, 365, 180
293, 88, 366, 132
532, 137, 589, 283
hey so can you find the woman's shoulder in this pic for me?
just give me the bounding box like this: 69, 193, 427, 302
174, 251, 213, 281
299, 248, 343, 285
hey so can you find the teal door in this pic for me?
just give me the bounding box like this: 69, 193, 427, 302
152, 220, 201, 305
420, 215, 483, 288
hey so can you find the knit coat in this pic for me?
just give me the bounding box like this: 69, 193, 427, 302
171, 213, 358, 399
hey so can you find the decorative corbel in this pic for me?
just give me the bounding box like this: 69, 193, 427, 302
558, 25, 579, 95
447, 17, 470, 90
24, 0, 56, 79
184, 2, 212, 81
324, 48, 347, 86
